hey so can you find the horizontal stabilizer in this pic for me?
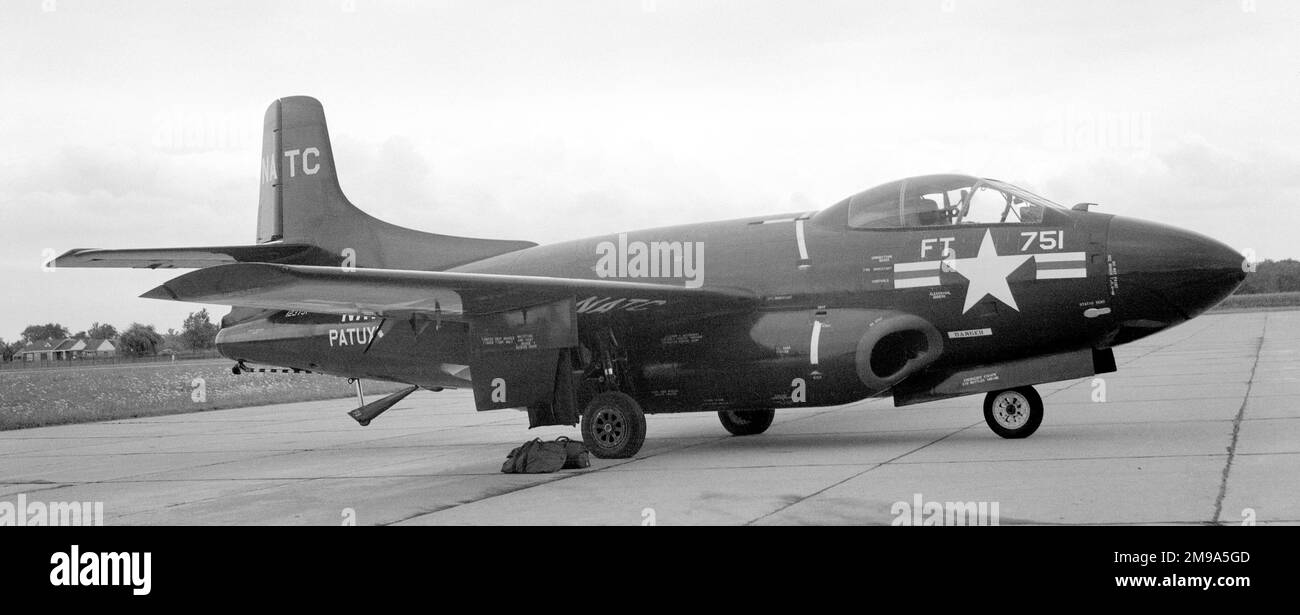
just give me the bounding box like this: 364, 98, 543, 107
141, 263, 757, 318
49, 243, 329, 269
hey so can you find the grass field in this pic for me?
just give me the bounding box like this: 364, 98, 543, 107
1212, 291, 1300, 312
0, 360, 408, 431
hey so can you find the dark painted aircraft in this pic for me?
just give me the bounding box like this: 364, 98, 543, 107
53, 96, 1249, 458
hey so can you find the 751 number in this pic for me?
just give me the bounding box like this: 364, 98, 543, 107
1020, 230, 1062, 251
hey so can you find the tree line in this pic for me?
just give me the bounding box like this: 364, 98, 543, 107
0, 309, 220, 361
1239, 259, 1300, 294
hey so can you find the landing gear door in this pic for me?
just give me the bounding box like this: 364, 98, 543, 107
468, 297, 581, 426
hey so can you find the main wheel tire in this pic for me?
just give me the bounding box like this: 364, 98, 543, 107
983, 386, 1043, 439
581, 391, 647, 459
718, 408, 776, 436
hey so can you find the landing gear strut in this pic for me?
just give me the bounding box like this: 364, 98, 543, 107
350, 378, 365, 406
983, 386, 1043, 439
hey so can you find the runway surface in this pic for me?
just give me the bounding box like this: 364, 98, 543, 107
2, 311, 1296, 525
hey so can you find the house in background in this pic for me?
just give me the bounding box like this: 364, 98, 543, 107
19, 338, 118, 361
19, 338, 62, 361
80, 338, 117, 358
53, 338, 85, 360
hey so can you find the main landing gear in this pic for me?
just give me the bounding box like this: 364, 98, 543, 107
574, 332, 779, 458
718, 408, 776, 436
983, 386, 1044, 439
580, 391, 647, 459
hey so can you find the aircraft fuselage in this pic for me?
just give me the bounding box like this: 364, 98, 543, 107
215, 204, 1244, 414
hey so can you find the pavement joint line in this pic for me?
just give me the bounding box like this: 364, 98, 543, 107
2, 440, 616, 457
103, 478, 334, 523
879, 451, 1229, 465
1212, 312, 1267, 526
0, 483, 75, 498
1033, 317, 1228, 409
592, 452, 1231, 472
3, 447, 324, 486
738, 317, 1229, 526
377, 407, 867, 525
36, 475, 350, 524
743, 420, 984, 525
4, 448, 1242, 482
77, 417, 526, 477
379, 436, 730, 526
111, 463, 614, 524
6, 421, 506, 482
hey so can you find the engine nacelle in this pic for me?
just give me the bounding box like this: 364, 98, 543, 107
853, 312, 944, 391
634, 308, 946, 411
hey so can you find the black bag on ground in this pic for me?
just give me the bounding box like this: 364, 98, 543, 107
501, 439, 567, 474
555, 436, 590, 469
501, 437, 590, 473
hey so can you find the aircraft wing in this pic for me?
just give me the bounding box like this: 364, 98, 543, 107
140, 263, 757, 318
50, 243, 328, 269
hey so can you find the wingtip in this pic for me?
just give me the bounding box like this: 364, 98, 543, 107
46, 248, 89, 269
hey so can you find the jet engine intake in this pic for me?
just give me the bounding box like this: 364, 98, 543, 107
854, 313, 943, 390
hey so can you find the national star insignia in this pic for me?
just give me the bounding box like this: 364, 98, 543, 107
950, 229, 1033, 313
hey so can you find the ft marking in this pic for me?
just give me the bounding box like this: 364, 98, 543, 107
921, 237, 955, 258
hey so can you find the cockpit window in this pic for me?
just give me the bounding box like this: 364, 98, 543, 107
823, 174, 1064, 230
846, 180, 904, 228
962, 184, 1028, 224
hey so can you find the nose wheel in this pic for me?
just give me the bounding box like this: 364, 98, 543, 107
983, 386, 1043, 439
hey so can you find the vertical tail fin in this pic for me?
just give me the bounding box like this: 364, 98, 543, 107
256, 96, 353, 246
49, 96, 533, 272
256, 96, 535, 269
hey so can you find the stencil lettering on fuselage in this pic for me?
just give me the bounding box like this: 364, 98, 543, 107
327, 314, 384, 347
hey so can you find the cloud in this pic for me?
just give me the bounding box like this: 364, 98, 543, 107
5, 0, 1299, 339
1040, 133, 1298, 259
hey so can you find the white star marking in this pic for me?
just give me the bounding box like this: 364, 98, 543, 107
951, 229, 1032, 313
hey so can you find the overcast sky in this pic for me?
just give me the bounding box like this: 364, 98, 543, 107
2, 0, 1298, 341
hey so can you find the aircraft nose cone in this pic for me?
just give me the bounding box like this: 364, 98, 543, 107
1110, 217, 1247, 336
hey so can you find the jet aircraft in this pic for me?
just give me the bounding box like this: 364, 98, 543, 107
52, 96, 1249, 458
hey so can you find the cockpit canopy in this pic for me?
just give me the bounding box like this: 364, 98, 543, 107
812, 174, 1068, 230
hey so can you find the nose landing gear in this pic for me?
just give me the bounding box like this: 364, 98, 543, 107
983, 386, 1043, 439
